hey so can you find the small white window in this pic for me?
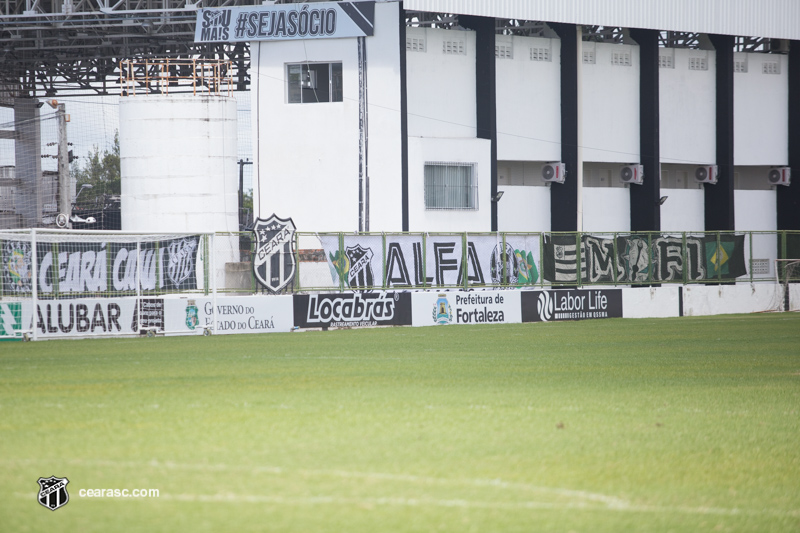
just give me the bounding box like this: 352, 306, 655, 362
582, 50, 595, 64
530, 47, 551, 62
762, 61, 780, 74
424, 162, 478, 210
734, 60, 748, 73
658, 55, 674, 69
611, 51, 631, 66
406, 36, 426, 52
495, 44, 513, 59
688, 57, 708, 71
442, 40, 465, 55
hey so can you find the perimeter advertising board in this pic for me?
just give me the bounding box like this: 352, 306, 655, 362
293, 292, 412, 328
165, 296, 294, 335
412, 290, 522, 327
521, 289, 623, 322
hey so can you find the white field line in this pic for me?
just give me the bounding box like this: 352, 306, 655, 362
7, 458, 799, 518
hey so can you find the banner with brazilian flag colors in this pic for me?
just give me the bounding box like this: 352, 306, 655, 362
542, 233, 747, 283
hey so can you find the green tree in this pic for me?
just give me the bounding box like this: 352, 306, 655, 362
71, 131, 120, 207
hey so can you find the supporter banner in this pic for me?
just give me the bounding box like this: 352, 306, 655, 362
294, 292, 411, 328
1, 236, 201, 298
31, 298, 139, 337
521, 289, 623, 322
320, 234, 540, 290
412, 290, 522, 327
543, 234, 746, 283
195, 1, 375, 43
165, 296, 294, 335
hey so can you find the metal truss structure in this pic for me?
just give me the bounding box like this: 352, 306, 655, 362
0, 0, 262, 98
2, 3, 788, 99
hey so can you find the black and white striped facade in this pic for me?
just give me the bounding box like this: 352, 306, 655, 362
252, 0, 800, 242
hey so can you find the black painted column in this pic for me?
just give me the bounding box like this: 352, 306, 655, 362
706, 34, 735, 231
550, 23, 579, 232
460, 15, 498, 231
778, 40, 800, 232
630, 28, 661, 232
399, 2, 409, 231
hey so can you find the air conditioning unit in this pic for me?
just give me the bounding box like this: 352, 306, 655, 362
541, 162, 565, 184
768, 167, 791, 186
694, 165, 718, 184
620, 164, 644, 185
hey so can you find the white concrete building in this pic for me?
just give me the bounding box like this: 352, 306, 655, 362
244, 0, 799, 251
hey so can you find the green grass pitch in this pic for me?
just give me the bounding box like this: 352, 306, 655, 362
1, 313, 799, 532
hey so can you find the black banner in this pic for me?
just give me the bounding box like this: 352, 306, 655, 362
293, 292, 412, 328
521, 289, 623, 322
1, 236, 200, 298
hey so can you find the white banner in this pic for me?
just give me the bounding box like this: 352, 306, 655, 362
320, 234, 541, 290
164, 296, 294, 335
412, 290, 522, 328
31, 298, 139, 338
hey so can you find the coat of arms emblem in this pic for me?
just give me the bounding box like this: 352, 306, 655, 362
37, 476, 69, 511
345, 244, 374, 288
253, 214, 296, 293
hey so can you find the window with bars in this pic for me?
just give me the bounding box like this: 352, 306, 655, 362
287, 62, 343, 104
658, 55, 674, 68
424, 162, 478, 210
762, 61, 780, 74
582, 50, 595, 64
734, 60, 748, 73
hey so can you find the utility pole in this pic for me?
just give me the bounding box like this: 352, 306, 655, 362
54, 101, 71, 228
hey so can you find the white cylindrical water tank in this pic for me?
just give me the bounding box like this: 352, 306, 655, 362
119, 94, 238, 234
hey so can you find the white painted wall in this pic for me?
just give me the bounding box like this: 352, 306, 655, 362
581, 42, 640, 163
660, 188, 705, 232
496, 36, 561, 162
682, 284, 778, 316
582, 187, 631, 232
734, 53, 789, 166
735, 189, 778, 279
497, 185, 551, 232
660, 48, 716, 166
622, 286, 680, 318
119, 94, 238, 234
406, 27, 476, 138
252, 2, 401, 233
408, 136, 491, 232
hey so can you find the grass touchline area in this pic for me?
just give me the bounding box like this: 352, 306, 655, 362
1, 314, 799, 532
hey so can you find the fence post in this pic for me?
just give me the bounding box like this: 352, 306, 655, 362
575, 232, 582, 288
717, 232, 722, 282
749, 231, 753, 284
612, 232, 618, 286
539, 233, 545, 288
682, 232, 688, 285
31, 229, 38, 341
381, 233, 386, 290
422, 233, 428, 290
647, 232, 653, 284
463, 233, 469, 290
211, 233, 217, 333
338, 233, 345, 291
203, 234, 210, 296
